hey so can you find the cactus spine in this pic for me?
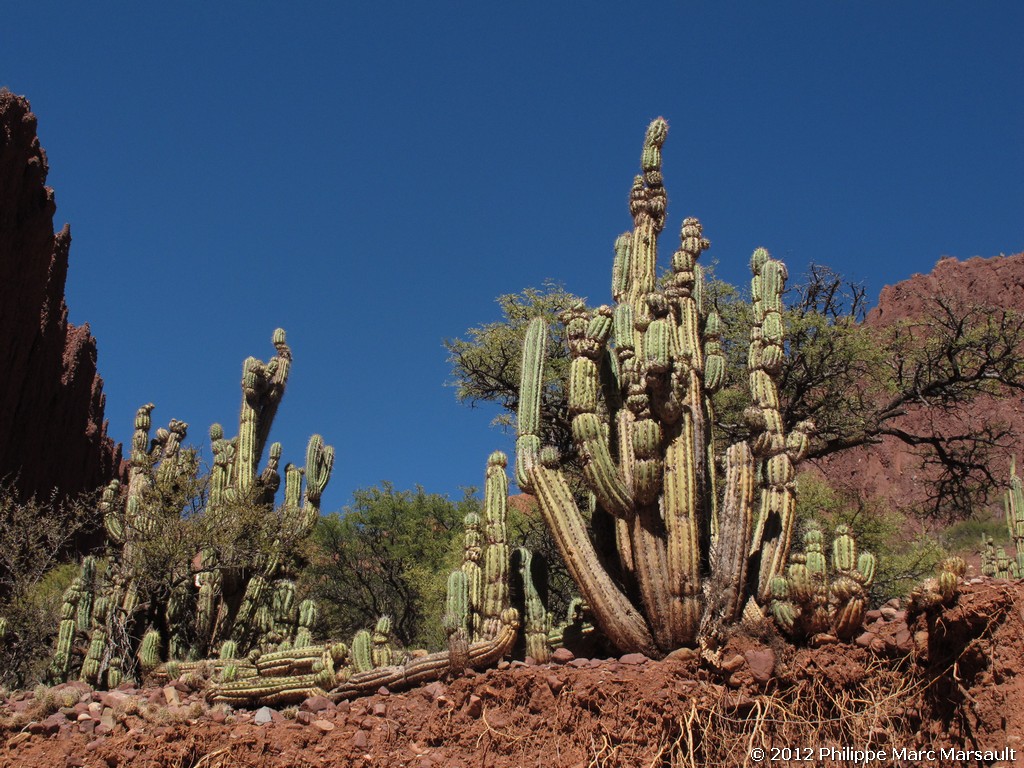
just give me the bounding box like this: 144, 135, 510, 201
515, 119, 814, 656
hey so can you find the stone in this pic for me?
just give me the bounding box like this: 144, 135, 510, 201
720, 654, 746, 673
855, 631, 876, 648
311, 719, 335, 732
743, 648, 776, 685
545, 674, 564, 695
618, 653, 649, 665
464, 695, 482, 718
665, 647, 698, 663
353, 730, 370, 749
300, 695, 334, 713
254, 706, 275, 725
550, 648, 575, 664
162, 686, 181, 707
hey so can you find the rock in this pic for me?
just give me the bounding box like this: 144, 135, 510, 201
372, 702, 387, 717
254, 706, 275, 725
301, 695, 334, 713
568, 658, 590, 668
311, 719, 334, 732
618, 653, 649, 665
210, 709, 227, 724
665, 647, 699, 663
353, 730, 370, 749
743, 648, 776, 685
0, 92, 121, 505
545, 674, 564, 695
855, 631, 877, 649
550, 648, 575, 664
894, 629, 913, 653
162, 685, 181, 707
100, 691, 129, 709
422, 682, 445, 701
465, 695, 482, 718
721, 654, 746, 673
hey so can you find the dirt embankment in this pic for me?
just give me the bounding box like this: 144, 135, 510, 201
2, 580, 1022, 768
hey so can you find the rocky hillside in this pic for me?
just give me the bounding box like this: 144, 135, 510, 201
0, 91, 120, 501
817, 252, 1024, 514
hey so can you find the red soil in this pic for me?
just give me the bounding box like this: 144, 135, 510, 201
3, 580, 1022, 767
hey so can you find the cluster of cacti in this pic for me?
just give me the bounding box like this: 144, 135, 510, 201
198, 454, 524, 707
980, 533, 1016, 579
514, 118, 815, 657
768, 525, 875, 641
49, 330, 334, 687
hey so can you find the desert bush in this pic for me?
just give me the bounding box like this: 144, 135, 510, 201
308, 483, 471, 650
0, 483, 95, 688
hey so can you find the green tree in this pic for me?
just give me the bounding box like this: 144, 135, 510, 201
308, 484, 474, 650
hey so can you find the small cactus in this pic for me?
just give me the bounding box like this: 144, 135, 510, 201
769, 524, 875, 641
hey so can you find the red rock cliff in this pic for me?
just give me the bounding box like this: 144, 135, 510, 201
0, 90, 120, 500
816, 252, 1024, 514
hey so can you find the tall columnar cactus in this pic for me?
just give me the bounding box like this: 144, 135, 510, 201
50, 330, 334, 686
768, 525, 875, 641
1004, 458, 1024, 578
511, 547, 551, 662
515, 118, 814, 657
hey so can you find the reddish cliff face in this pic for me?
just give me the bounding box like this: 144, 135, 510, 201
815, 252, 1024, 515
0, 90, 120, 501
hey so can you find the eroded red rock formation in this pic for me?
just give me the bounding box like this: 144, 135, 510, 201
0, 90, 120, 501
816, 252, 1024, 514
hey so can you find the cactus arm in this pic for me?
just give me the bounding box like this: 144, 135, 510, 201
331, 610, 520, 701
660, 413, 703, 646
529, 463, 658, 656
515, 317, 547, 491
710, 441, 756, 623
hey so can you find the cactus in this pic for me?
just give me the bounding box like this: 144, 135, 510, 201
514, 119, 814, 656
351, 629, 373, 674
769, 525, 875, 641
1005, 458, 1024, 578
511, 547, 551, 662
49, 330, 334, 687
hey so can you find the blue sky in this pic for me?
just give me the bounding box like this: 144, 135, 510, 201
3, 3, 1022, 512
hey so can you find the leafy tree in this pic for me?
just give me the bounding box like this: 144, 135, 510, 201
307, 484, 474, 651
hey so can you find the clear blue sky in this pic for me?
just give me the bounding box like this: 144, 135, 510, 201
3, 3, 1022, 512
